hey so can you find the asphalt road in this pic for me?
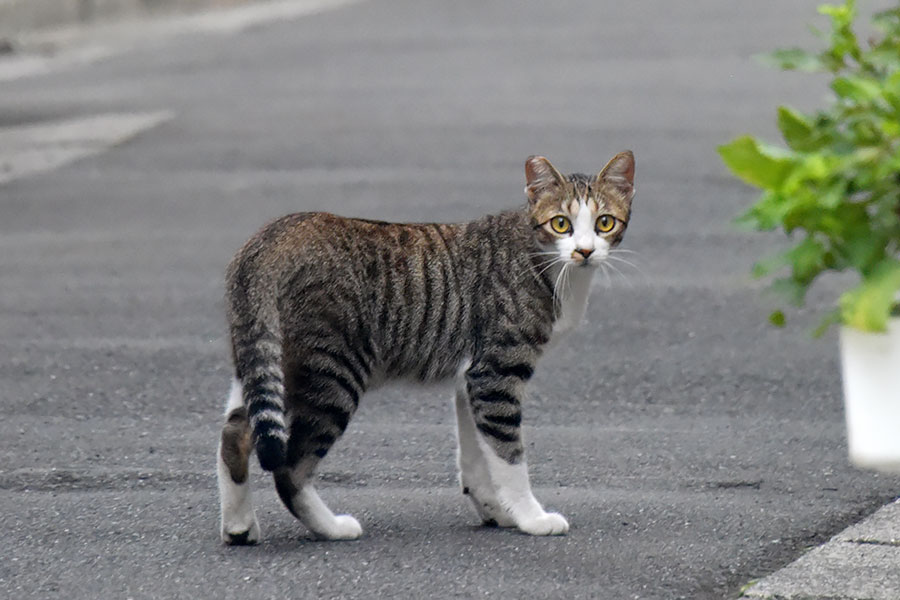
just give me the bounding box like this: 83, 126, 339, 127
2, 1, 899, 599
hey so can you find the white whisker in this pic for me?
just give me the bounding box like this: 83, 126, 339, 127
535, 257, 564, 279
602, 260, 634, 288
598, 261, 612, 288
514, 254, 564, 289
532, 255, 559, 268
606, 254, 650, 284
606, 254, 644, 273
552, 262, 568, 313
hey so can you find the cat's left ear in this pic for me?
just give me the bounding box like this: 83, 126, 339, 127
596, 151, 635, 200
525, 155, 566, 203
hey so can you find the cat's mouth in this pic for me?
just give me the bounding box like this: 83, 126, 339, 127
568, 257, 597, 268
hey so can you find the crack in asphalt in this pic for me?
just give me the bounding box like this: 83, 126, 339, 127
0, 468, 210, 492
849, 538, 900, 547
0, 468, 381, 492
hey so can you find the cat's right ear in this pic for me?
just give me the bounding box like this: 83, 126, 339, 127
525, 156, 565, 203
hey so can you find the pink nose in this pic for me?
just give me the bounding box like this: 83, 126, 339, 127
575, 248, 594, 259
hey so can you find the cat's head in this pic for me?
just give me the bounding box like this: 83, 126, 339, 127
525, 151, 635, 268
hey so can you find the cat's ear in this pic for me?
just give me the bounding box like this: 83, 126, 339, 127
596, 151, 635, 199
525, 155, 566, 203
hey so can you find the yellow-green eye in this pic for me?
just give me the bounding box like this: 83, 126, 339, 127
549, 215, 572, 234
596, 214, 616, 233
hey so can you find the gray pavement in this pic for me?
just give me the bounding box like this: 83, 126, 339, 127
1, 1, 899, 599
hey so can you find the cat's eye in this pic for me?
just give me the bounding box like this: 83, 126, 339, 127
549, 216, 572, 234
596, 215, 616, 233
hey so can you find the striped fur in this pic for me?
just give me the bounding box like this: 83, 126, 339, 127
218, 152, 635, 541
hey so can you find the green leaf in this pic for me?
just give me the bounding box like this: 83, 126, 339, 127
839, 259, 900, 332
812, 310, 842, 337
831, 76, 881, 102
791, 154, 831, 186
756, 48, 825, 72
844, 232, 887, 273
872, 7, 900, 34
769, 310, 786, 327
726, 0, 900, 336
882, 70, 900, 113
823, 17, 862, 69
770, 277, 807, 307
718, 136, 797, 190
777, 106, 818, 150
738, 190, 788, 230
786, 237, 827, 283
818, 1, 854, 23
819, 180, 847, 209
752, 252, 789, 278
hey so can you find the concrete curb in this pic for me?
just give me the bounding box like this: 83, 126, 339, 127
0, 0, 269, 36
741, 498, 900, 600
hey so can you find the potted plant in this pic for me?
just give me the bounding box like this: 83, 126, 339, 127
718, 0, 900, 472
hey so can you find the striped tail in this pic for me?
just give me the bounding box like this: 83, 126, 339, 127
236, 331, 288, 471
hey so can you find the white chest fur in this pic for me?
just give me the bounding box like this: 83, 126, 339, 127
548, 266, 594, 347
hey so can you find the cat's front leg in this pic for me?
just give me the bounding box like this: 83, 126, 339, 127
454, 380, 516, 528
457, 357, 568, 536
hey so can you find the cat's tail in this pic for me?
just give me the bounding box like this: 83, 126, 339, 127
226, 234, 290, 471
227, 284, 288, 471
236, 328, 288, 471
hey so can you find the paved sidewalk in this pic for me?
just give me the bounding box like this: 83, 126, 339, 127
743, 497, 900, 600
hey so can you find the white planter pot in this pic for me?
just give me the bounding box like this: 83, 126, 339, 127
840, 318, 900, 473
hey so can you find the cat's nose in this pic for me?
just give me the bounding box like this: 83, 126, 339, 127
574, 248, 594, 259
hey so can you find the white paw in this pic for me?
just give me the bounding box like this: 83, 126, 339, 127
320, 514, 363, 540
221, 517, 260, 545
517, 511, 569, 536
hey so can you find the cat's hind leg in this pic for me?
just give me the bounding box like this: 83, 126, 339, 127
272, 364, 363, 540
217, 378, 260, 545
273, 466, 362, 540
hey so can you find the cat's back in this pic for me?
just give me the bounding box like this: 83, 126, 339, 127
227, 212, 466, 285
227, 211, 476, 380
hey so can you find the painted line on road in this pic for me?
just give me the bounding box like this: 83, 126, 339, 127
164, 0, 365, 35
0, 110, 173, 185
0, 0, 365, 82
0, 44, 116, 83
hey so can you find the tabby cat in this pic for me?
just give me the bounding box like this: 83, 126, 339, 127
217, 151, 636, 544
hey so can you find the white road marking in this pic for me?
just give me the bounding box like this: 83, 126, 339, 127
0, 0, 364, 82
168, 0, 365, 35
0, 44, 115, 83
0, 111, 173, 185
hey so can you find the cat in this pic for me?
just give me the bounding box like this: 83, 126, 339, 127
216, 151, 635, 544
